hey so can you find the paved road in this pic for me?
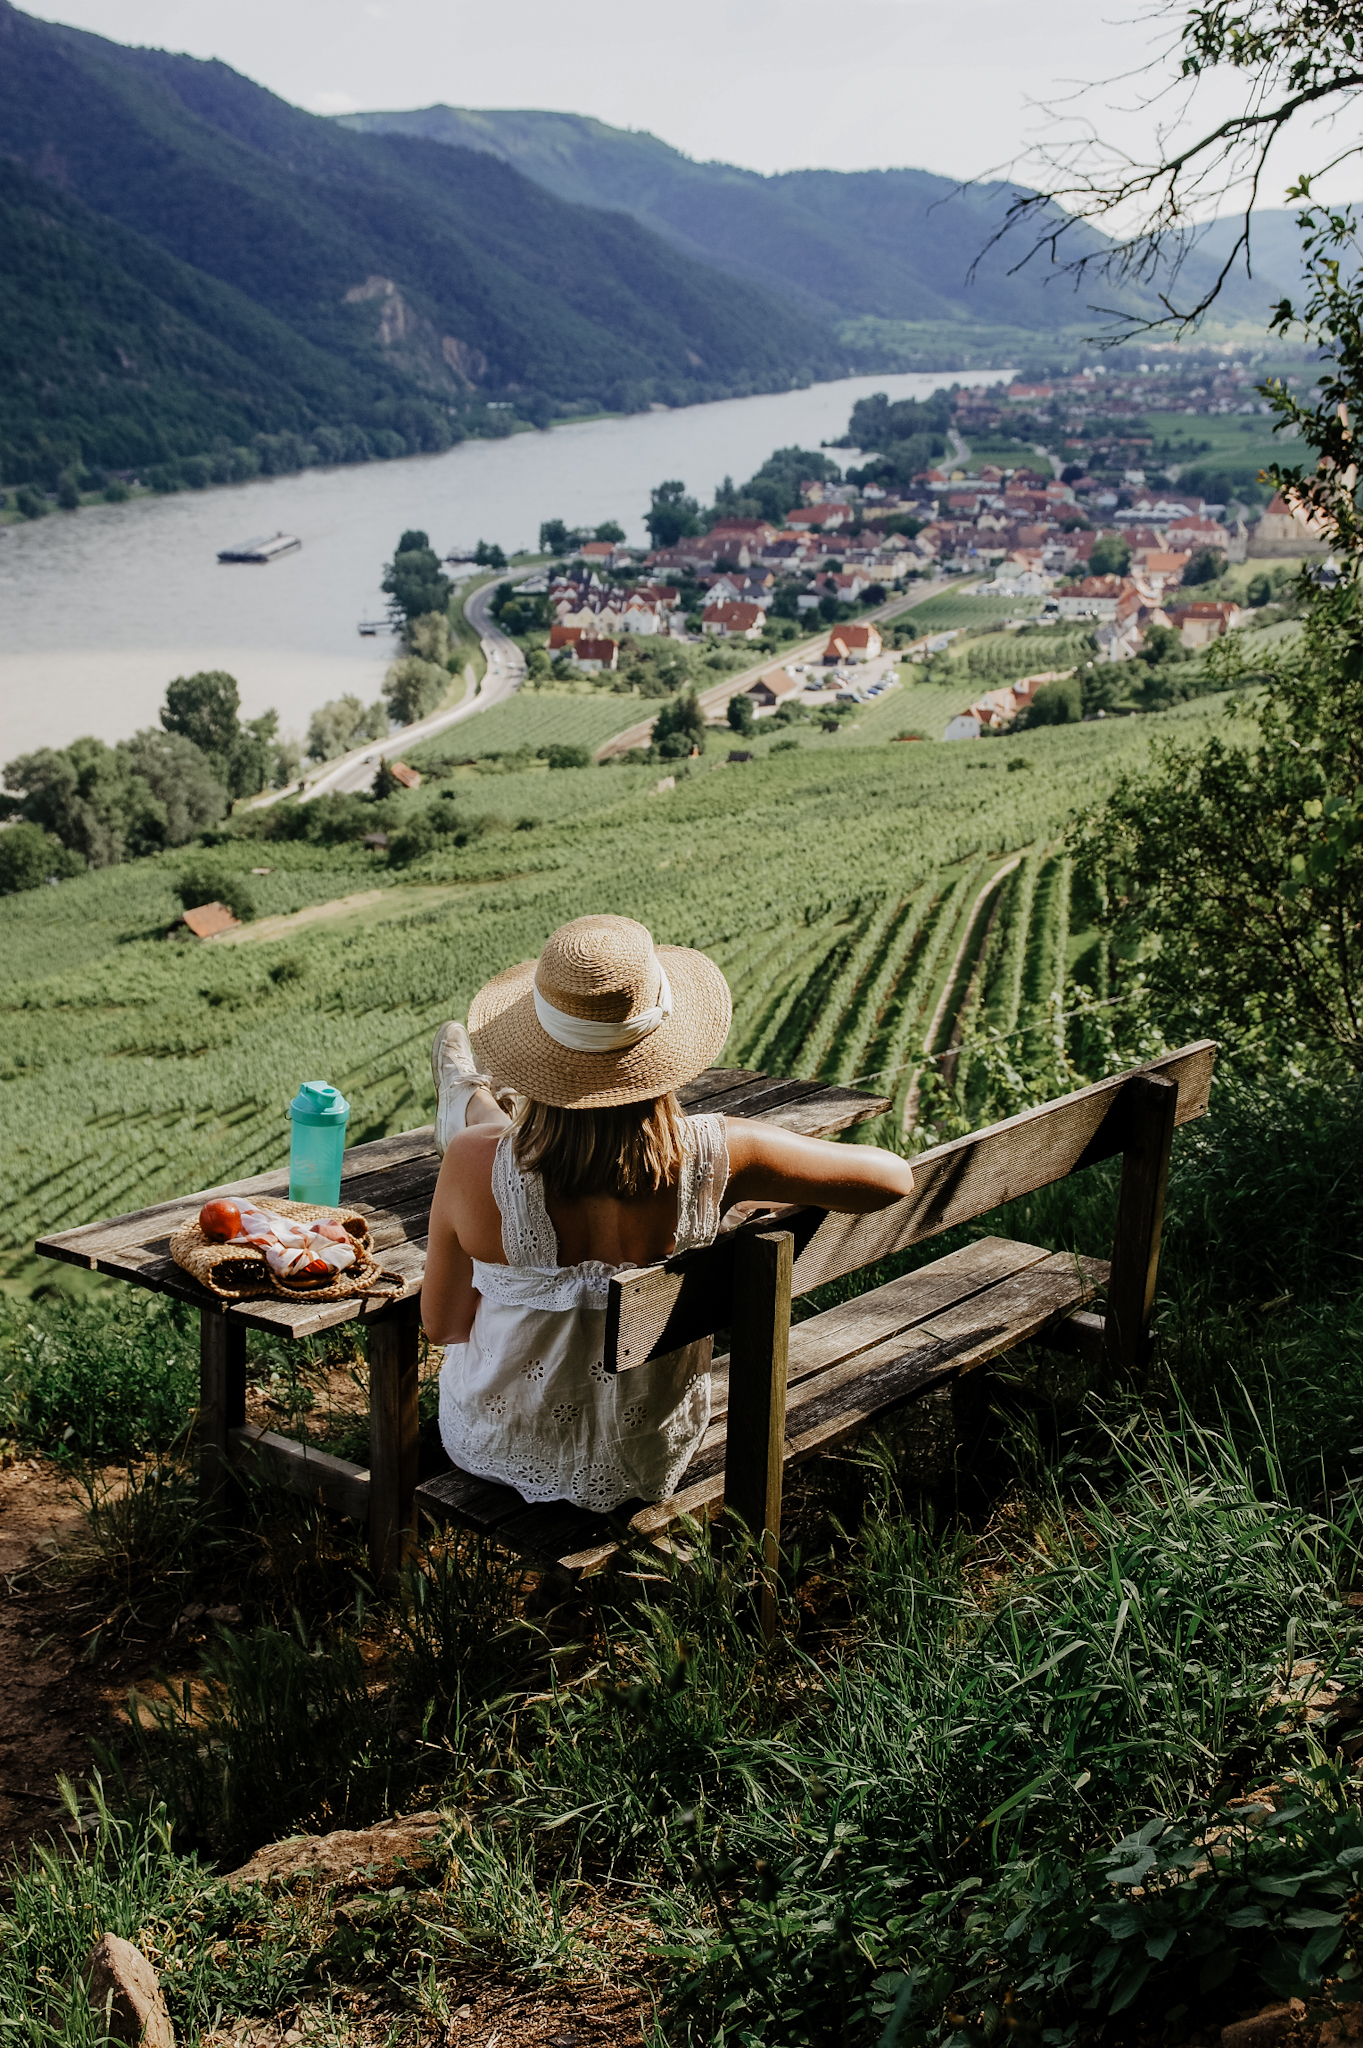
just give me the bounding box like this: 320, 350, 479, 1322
595, 575, 972, 758
289, 578, 526, 803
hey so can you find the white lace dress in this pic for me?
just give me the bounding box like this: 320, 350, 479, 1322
437, 1115, 729, 1511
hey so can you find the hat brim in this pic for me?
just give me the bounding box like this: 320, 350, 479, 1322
468, 944, 733, 1108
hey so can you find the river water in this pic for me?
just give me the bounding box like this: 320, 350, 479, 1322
0, 369, 1005, 758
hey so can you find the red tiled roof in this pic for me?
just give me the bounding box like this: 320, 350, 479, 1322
180, 902, 240, 940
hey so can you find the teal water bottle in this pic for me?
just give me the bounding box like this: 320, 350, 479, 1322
288, 1082, 350, 1204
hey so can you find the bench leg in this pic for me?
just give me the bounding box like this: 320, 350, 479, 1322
724, 1229, 793, 1645
199, 1310, 246, 1522
368, 1301, 421, 1589
1105, 1072, 1178, 1383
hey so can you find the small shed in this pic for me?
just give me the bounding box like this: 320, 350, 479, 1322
388, 761, 422, 790
747, 668, 803, 710
178, 902, 240, 939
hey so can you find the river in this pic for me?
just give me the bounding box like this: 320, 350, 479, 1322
0, 369, 1005, 758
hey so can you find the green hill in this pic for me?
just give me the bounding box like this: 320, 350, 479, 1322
338, 106, 1290, 333
0, 1, 839, 488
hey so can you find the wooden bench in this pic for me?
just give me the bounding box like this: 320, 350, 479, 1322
34, 1066, 885, 1586
416, 1043, 1216, 1620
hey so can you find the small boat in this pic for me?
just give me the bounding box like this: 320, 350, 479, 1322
217, 532, 301, 564
357, 619, 387, 636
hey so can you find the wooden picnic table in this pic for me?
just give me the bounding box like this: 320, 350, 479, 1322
34, 1067, 891, 1583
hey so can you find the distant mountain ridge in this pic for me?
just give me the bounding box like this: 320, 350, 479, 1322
0, 1, 838, 486
338, 105, 1295, 330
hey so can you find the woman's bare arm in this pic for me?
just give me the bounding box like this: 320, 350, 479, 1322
722, 1117, 913, 1213
420, 1127, 504, 1344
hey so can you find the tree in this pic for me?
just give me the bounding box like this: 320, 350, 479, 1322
1021, 675, 1083, 726
1088, 534, 1131, 577
371, 758, 401, 799
381, 531, 452, 625
306, 696, 388, 762
2, 738, 168, 866
541, 743, 592, 768
119, 729, 228, 843
594, 521, 626, 544
728, 693, 756, 735
999, 0, 1363, 330
159, 671, 281, 798
1138, 624, 1187, 668
0, 821, 84, 893
1182, 547, 1227, 585
473, 539, 507, 569
645, 481, 702, 549
406, 612, 452, 664
162, 671, 240, 764
651, 690, 706, 758
539, 519, 570, 555
383, 656, 447, 726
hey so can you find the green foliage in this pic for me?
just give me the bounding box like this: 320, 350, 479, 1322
176, 862, 256, 922
0, 820, 84, 893
128, 1617, 402, 1862
0, 1290, 199, 1456
160, 671, 283, 799
714, 446, 839, 525
540, 742, 592, 769
381, 531, 452, 627
383, 655, 448, 726
1022, 674, 1083, 725
594, 520, 626, 543
1089, 531, 1132, 576
539, 518, 570, 554
2, 734, 213, 867
306, 693, 387, 762
647, 479, 703, 547
473, 539, 507, 569
728, 692, 757, 735
652, 690, 707, 758
1184, 545, 1229, 584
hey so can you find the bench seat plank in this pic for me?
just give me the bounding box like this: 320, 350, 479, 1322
415, 1240, 1106, 1577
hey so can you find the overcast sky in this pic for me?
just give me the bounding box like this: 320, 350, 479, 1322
25, 0, 1358, 205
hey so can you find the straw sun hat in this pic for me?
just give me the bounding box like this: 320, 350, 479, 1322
468, 914, 732, 1109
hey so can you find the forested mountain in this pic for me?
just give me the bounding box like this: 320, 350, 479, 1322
0, 2, 837, 489
340, 106, 1290, 329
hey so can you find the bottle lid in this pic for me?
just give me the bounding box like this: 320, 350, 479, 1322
288, 1081, 350, 1125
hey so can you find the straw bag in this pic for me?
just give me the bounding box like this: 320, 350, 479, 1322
170, 1198, 405, 1303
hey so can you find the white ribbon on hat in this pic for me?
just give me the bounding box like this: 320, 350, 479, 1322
533, 957, 673, 1052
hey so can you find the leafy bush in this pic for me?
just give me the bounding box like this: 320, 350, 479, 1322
0, 1291, 198, 1455
176, 863, 256, 921
0, 820, 84, 892
539, 743, 591, 769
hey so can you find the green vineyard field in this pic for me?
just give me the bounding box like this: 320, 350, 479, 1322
0, 694, 1239, 1257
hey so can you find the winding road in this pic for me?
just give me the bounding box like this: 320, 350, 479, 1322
291, 578, 526, 802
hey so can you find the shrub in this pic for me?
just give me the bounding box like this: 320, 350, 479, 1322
103, 478, 131, 503
539, 743, 591, 769
0, 820, 84, 893
728, 693, 756, 735
0, 1291, 198, 1456
14, 484, 45, 519
176, 864, 256, 922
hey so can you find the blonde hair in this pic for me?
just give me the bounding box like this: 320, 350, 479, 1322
511, 1091, 688, 1201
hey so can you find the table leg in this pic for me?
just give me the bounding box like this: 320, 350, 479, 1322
368, 1301, 421, 1588
199, 1310, 246, 1519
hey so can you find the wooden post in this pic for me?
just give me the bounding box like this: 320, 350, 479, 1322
724, 1229, 793, 1644
368, 1300, 422, 1587
1104, 1073, 1178, 1383
199, 1309, 246, 1519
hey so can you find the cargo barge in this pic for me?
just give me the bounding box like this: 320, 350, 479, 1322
217, 532, 301, 564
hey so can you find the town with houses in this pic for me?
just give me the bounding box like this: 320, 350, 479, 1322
497, 357, 1321, 738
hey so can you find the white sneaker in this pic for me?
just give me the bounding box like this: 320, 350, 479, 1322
431, 1021, 495, 1155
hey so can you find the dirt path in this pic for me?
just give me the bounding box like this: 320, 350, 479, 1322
0, 1458, 103, 1864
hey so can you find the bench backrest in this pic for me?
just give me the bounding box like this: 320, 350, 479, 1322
605, 1040, 1216, 1373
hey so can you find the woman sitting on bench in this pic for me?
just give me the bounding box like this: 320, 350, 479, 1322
421, 914, 914, 1513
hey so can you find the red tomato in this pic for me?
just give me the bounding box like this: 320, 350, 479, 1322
199, 1199, 243, 1241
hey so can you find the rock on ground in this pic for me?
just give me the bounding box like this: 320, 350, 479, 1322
225, 1809, 449, 1891
85, 1932, 175, 2047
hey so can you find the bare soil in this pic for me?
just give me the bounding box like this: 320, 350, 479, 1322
0, 1455, 107, 1863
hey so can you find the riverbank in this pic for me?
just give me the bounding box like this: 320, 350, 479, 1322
0, 370, 1009, 760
